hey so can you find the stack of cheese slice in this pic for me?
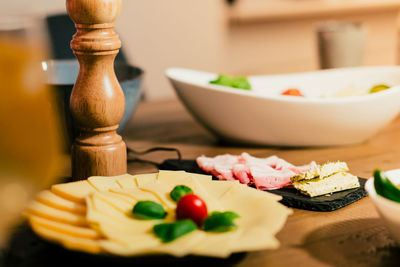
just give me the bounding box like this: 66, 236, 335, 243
290, 162, 360, 197
26, 170, 292, 258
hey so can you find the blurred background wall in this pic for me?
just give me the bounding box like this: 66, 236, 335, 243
3, 0, 400, 101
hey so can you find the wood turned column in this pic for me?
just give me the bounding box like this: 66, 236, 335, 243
66, 0, 127, 180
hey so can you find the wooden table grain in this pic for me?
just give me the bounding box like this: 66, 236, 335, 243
121, 100, 400, 267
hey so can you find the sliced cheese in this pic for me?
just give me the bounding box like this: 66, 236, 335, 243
291, 161, 349, 182
28, 215, 99, 239
136, 182, 177, 209
133, 173, 159, 187
292, 172, 360, 197
157, 170, 189, 183
188, 173, 213, 181
51, 180, 97, 204
114, 174, 138, 189
219, 184, 292, 233
218, 183, 292, 252
29, 170, 291, 258
145, 173, 223, 212
87, 193, 162, 255
195, 180, 239, 200
88, 195, 167, 235
98, 222, 160, 248
90, 194, 131, 220
36, 190, 86, 214
100, 240, 152, 256
99, 191, 137, 205
178, 177, 223, 212
150, 230, 205, 257
94, 191, 135, 213
88, 176, 121, 191
27, 200, 87, 226
243, 186, 283, 202
110, 188, 161, 203
31, 223, 101, 254
225, 181, 282, 202
191, 230, 242, 258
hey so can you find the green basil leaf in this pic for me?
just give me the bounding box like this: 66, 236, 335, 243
210, 74, 251, 90
203, 211, 240, 232
210, 74, 232, 87
374, 169, 400, 203
231, 76, 251, 90
221, 211, 240, 220
132, 201, 167, 220
153, 219, 197, 243
170, 185, 193, 202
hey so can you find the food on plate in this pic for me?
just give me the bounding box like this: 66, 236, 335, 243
209, 74, 251, 90
197, 153, 361, 198
203, 211, 240, 232
153, 219, 197, 243
290, 161, 360, 197
170, 185, 193, 202
373, 169, 400, 203
132, 201, 168, 220
196, 153, 317, 189
332, 83, 392, 97
369, 84, 390, 94
209, 71, 391, 97
25, 171, 292, 257
281, 88, 304, 97
291, 161, 348, 182
155, 190, 238, 241
176, 194, 208, 226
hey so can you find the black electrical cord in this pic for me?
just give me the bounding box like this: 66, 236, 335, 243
127, 146, 182, 167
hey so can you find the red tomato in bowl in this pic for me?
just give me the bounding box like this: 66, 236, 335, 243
176, 194, 208, 226
281, 88, 304, 97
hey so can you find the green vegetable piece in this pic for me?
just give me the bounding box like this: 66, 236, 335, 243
132, 201, 167, 220
153, 219, 197, 243
170, 185, 193, 202
210, 74, 251, 90
369, 84, 390, 94
210, 74, 233, 87
374, 169, 400, 203
203, 211, 240, 232
231, 76, 251, 90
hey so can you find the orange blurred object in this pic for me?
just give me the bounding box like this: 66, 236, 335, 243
0, 17, 64, 247
281, 88, 304, 97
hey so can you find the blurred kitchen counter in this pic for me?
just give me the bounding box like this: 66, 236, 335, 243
229, 0, 400, 22
225, 0, 400, 75
121, 99, 400, 266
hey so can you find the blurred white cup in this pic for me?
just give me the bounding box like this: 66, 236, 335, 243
317, 21, 367, 69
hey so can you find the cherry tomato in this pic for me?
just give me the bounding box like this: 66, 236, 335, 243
281, 88, 304, 97
176, 194, 208, 226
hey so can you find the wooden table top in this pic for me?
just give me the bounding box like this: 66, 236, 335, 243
121, 99, 400, 267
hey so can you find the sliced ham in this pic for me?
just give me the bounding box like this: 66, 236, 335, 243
196, 154, 239, 181
196, 153, 316, 190
291, 161, 318, 174
241, 153, 279, 167
250, 165, 296, 190
196, 155, 215, 173
232, 164, 251, 185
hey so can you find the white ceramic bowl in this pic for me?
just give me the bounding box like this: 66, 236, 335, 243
365, 169, 400, 244
166, 66, 400, 147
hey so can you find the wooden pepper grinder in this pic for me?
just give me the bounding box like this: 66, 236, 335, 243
66, 0, 127, 180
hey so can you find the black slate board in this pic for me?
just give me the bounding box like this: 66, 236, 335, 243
158, 159, 368, 212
